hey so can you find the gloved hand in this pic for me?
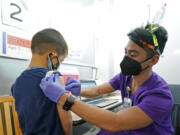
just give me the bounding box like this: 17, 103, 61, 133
65, 77, 81, 96
40, 73, 67, 103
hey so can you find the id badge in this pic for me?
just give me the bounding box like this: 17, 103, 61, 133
123, 97, 132, 108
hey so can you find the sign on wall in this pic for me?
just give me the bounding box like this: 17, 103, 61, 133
1, 0, 28, 30
0, 0, 31, 59
0, 31, 31, 59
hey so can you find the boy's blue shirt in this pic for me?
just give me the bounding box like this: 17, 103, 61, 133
11, 68, 64, 135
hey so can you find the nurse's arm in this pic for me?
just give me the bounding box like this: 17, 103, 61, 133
58, 94, 153, 132
57, 77, 72, 135
80, 82, 115, 98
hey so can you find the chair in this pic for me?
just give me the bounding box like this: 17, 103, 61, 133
0, 96, 22, 135
169, 84, 180, 135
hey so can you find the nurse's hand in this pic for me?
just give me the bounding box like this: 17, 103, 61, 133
40, 73, 67, 103
65, 77, 81, 96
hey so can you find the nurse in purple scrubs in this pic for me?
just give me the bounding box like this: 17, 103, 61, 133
40, 24, 174, 135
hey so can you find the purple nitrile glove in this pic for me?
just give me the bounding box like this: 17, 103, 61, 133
40, 73, 67, 103
65, 77, 81, 96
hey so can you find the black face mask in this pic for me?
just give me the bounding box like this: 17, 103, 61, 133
120, 56, 152, 76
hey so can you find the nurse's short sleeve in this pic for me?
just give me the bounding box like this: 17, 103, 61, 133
137, 92, 173, 123
109, 73, 121, 90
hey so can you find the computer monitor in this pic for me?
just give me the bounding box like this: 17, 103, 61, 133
80, 80, 97, 88
80, 80, 97, 102
80, 80, 119, 107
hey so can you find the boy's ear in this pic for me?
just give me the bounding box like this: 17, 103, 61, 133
47, 51, 58, 58
46, 50, 57, 55
51, 51, 58, 57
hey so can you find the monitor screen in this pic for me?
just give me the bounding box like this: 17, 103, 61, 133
80, 80, 96, 88
80, 80, 100, 102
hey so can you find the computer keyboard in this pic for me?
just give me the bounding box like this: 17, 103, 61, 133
86, 98, 118, 108
87, 98, 108, 104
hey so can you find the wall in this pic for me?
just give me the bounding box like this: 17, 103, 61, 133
0, 0, 96, 95
0, 57, 29, 95
96, 0, 180, 84
1, 0, 180, 96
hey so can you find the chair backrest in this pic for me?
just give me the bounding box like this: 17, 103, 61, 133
0, 96, 22, 135
169, 84, 180, 135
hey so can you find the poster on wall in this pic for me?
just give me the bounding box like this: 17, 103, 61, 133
1, 0, 28, 30
0, 0, 31, 59
0, 31, 31, 60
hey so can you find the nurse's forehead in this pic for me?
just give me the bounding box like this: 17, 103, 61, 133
126, 40, 140, 49
125, 40, 145, 53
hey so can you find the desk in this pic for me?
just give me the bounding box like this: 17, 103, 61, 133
72, 95, 122, 125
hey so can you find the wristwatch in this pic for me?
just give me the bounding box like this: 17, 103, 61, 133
63, 94, 75, 111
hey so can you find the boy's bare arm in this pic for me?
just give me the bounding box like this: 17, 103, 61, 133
57, 76, 72, 135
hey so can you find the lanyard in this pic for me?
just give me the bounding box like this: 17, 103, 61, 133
30, 66, 47, 70
127, 86, 132, 135
126, 86, 131, 98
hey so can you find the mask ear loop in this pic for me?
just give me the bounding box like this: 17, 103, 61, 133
49, 52, 60, 71
47, 52, 60, 71
140, 54, 154, 64
47, 54, 52, 70
51, 56, 60, 71
140, 54, 155, 72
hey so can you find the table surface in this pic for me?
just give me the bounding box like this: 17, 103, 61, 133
71, 94, 122, 125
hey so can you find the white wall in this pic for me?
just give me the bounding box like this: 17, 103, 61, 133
95, 0, 180, 84
27, 0, 180, 84
153, 0, 180, 84
1, 0, 179, 84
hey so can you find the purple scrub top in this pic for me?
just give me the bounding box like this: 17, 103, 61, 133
97, 72, 174, 135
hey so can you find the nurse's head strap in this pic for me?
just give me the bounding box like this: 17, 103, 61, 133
140, 4, 166, 55
141, 24, 159, 50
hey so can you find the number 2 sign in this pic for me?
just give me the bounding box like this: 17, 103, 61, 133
1, 0, 28, 30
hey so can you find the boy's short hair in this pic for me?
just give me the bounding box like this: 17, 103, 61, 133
31, 28, 68, 56
127, 24, 168, 58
